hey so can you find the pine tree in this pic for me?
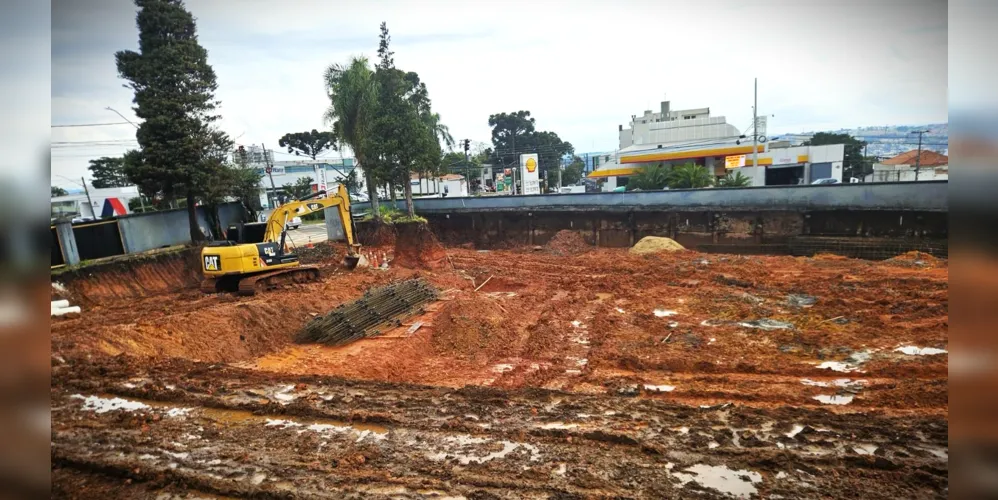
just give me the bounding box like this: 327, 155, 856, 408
115, 0, 232, 241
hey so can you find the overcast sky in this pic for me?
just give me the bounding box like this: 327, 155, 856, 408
50, 0, 948, 188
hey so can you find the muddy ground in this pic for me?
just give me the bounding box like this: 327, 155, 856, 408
51, 241, 948, 498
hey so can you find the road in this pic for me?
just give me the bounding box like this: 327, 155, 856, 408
287, 223, 328, 245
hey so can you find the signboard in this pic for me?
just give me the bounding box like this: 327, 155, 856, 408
314, 165, 328, 194
725, 155, 746, 169
519, 154, 540, 195
773, 154, 794, 166
271, 165, 285, 176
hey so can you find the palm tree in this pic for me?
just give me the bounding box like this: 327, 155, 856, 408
425, 112, 455, 151
323, 56, 381, 216
627, 164, 671, 191
717, 171, 752, 188
667, 162, 714, 189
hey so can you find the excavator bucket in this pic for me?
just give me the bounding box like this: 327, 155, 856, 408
341, 244, 364, 270
342, 254, 361, 270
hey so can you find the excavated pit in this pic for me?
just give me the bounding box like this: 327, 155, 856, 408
51, 238, 949, 498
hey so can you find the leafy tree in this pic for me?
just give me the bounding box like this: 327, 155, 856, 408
487, 111, 573, 185
278, 129, 337, 160
88, 156, 130, 188
440, 151, 468, 172
667, 162, 714, 189
561, 156, 585, 185
336, 170, 362, 195
324, 56, 381, 216
717, 171, 752, 187
627, 164, 671, 191
51, 186, 68, 197
127, 196, 156, 213
116, 0, 233, 241
281, 176, 314, 202
368, 22, 441, 219
803, 132, 870, 180
488, 111, 536, 167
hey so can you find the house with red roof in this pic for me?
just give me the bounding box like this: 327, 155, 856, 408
866, 149, 948, 182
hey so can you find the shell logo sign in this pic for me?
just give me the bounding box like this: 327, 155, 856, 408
525, 157, 538, 173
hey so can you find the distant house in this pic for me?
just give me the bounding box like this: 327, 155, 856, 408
866, 150, 948, 182
411, 173, 468, 197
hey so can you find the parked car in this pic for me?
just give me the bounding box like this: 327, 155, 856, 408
811, 178, 840, 185
286, 216, 301, 230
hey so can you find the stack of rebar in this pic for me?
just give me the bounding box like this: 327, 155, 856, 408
296, 278, 439, 346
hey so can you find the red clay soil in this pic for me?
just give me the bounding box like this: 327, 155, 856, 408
51, 246, 948, 416
545, 229, 592, 256
49, 244, 949, 497
51, 247, 202, 308
357, 220, 397, 247
392, 221, 449, 270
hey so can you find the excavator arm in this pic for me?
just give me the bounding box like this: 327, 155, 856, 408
263, 184, 359, 260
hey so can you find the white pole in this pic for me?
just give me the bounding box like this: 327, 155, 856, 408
752, 77, 758, 169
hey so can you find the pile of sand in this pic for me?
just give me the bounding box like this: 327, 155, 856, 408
546, 230, 591, 256
629, 236, 685, 255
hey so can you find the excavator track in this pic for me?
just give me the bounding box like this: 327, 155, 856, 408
236, 265, 321, 296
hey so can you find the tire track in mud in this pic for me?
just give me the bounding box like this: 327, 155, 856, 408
53, 357, 948, 499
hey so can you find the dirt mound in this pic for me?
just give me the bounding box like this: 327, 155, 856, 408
885, 250, 945, 268
813, 253, 849, 261
430, 296, 518, 361
357, 220, 397, 247
393, 222, 449, 270
629, 236, 686, 255
52, 247, 202, 308
297, 241, 347, 265
545, 230, 591, 256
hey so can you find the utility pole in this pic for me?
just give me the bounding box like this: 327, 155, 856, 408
511, 133, 517, 195
910, 130, 928, 181
752, 77, 758, 169
81, 177, 94, 219
463, 139, 471, 195
862, 143, 869, 183
262, 143, 278, 207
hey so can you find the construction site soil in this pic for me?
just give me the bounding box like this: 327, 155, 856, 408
52, 240, 949, 499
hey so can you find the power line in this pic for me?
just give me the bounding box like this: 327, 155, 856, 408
51, 122, 133, 128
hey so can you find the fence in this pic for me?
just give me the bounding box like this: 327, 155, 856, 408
52, 202, 247, 268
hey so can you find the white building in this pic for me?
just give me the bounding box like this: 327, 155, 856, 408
411, 173, 468, 197
590, 98, 844, 190
619, 101, 740, 150
255, 158, 365, 207
51, 185, 140, 220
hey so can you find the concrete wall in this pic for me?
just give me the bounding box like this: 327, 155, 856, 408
357, 181, 947, 214
413, 207, 946, 254
118, 202, 247, 254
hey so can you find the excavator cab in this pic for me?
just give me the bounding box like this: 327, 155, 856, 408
200, 184, 362, 295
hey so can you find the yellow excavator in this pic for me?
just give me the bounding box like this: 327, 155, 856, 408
200, 184, 361, 296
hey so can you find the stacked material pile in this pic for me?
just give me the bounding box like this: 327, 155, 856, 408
296, 278, 438, 346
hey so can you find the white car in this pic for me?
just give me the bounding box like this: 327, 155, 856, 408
811, 178, 840, 185
286, 216, 301, 230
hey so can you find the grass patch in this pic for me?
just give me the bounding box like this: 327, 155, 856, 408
360, 205, 426, 224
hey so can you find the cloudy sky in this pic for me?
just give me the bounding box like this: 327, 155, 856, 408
51, 0, 947, 189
